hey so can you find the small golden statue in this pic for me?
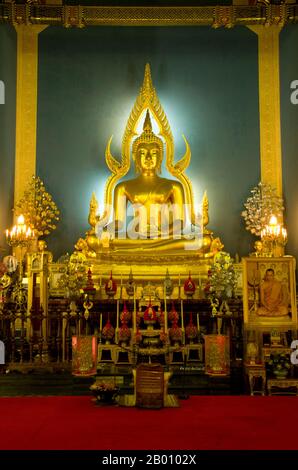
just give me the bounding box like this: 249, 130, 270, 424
37, 240, 53, 263
250, 240, 264, 258
82, 64, 222, 260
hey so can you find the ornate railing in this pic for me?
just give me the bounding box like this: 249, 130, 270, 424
0, 297, 243, 368
0, 4, 297, 28
0, 299, 80, 366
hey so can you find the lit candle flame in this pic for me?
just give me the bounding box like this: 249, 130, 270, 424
17, 214, 25, 225
269, 215, 277, 226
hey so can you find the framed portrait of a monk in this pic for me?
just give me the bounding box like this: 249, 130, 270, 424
242, 257, 297, 329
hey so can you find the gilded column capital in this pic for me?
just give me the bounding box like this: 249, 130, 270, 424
248, 25, 283, 197
14, 25, 47, 214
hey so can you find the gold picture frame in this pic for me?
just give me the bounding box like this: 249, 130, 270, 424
49, 263, 68, 297
242, 256, 297, 329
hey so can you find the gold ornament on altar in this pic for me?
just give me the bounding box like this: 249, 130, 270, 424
105, 271, 117, 297
83, 63, 222, 259
164, 269, 173, 296
183, 272, 196, 298
15, 175, 60, 239
126, 269, 135, 297
250, 240, 264, 258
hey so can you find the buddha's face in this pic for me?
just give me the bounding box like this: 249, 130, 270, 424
137, 143, 160, 172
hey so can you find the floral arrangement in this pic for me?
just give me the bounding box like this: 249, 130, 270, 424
90, 380, 119, 404
118, 323, 131, 344
267, 352, 291, 378
241, 182, 284, 236
120, 302, 131, 324
185, 313, 198, 342
90, 381, 118, 392
169, 321, 183, 343
205, 251, 238, 305
143, 303, 157, 323
102, 319, 115, 341
168, 302, 179, 324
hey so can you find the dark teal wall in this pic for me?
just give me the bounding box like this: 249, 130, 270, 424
0, 25, 16, 254
280, 25, 298, 262
37, 26, 259, 259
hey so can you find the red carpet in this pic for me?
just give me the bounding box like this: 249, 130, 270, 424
0, 395, 297, 450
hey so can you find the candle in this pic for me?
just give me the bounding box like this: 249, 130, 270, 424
100, 313, 103, 332
178, 273, 181, 287
282, 228, 287, 240
116, 300, 120, 344
120, 273, 123, 300
181, 299, 184, 329
164, 286, 168, 332
197, 313, 200, 332
133, 285, 136, 333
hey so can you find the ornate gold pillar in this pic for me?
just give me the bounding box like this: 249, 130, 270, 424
249, 25, 283, 197
14, 25, 47, 209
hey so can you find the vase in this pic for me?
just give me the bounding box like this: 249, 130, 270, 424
204, 334, 230, 376
273, 369, 288, 380
91, 388, 119, 405
72, 336, 97, 376
219, 298, 231, 315
246, 341, 258, 364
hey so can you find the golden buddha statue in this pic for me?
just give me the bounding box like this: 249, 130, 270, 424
111, 110, 186, 243
82, 64, 222, 260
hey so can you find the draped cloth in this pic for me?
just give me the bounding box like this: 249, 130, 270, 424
257, 279, 289, 317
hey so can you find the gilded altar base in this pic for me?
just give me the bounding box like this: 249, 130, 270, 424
82, 256, 210, 301
49, 255, 212, 300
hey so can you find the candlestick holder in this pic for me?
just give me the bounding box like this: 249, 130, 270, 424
5, 215, 36, 308
6, 215, 35, 277
261, 215, 287, 257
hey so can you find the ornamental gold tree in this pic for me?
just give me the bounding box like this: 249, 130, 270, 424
241, 182, 284, 236
16, 176, 60, 238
